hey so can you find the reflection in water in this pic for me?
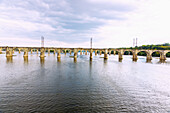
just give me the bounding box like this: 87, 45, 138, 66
104, 58, 107, 64
6, 57, 13, 63
119, 59, 122, 62
146, 59, 152, 63
132, 59, 137, 62
74, 58, 77, 63
90, 58, 92, 62
158, 60, 166, 63
57, 57, 61, 62
24, 57, 28, 64
40, 58, 45, 67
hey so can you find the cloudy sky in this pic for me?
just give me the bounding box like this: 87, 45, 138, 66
0, 0, 170, 48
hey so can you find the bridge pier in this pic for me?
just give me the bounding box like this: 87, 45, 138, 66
31, 49, 33, 54
48, 49, 50, 55
146, 55, 152, 62
114, 51, 116, 55
74, 49, 78, 58
118, 50, 124, 61
54, 49, 56, 55
132, 54, 138, 61
18, 49, 21, 54
85, 50, 87, 55
160, 53, 166, 62
80, 50, 82, 55
99, 51, 101, 55
70, 50, 72, 55
6, 56, 13, 63
104, 49, 108, 59
37, 49, 39, 54
6, 48, 13, 57
132, 50, 138, 61
24, 56, 28, 63
74, 49, 78, 62
64, 50, 67, 55
109, 50, 111, 56
40, 48, 45, 58
23, 48, 28, 57
90, 49, 93, 59
95, 50, 97, 56
57, 49, 61, 58
0, 48, 2, 54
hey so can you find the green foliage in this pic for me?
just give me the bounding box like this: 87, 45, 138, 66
50, 50, 54, 52
119, 43, 170, 50
166, 52, 170, 57
137, 51, 147, 56
124, 51, 132, 55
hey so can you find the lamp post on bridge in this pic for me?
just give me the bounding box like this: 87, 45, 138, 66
90, 38, 93, 60
40, 36, 45, 58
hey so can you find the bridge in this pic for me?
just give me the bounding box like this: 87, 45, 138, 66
0, 46, 170, 62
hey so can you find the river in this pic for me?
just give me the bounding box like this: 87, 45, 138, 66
0, 52, 170, 112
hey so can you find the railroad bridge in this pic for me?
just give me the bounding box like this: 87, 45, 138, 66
0, 46, 170, 62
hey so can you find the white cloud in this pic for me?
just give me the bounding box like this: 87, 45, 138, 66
90, 0, 170, 48
0, 0, 170, 48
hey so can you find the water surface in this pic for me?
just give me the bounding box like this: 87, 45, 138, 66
0, 52, 170, 112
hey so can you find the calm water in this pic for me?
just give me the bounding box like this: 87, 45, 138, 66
0, 52, 170, 113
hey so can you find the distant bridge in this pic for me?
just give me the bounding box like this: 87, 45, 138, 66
0, 46, 170, 62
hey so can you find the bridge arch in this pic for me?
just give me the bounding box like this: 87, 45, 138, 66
137, 50, 149, 56
137, 50, 152, 62
123, 50, 133, 55
165, 51, 170, 57
151, 51, 162, 57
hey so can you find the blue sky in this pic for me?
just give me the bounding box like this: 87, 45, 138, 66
0, 0, 170, 47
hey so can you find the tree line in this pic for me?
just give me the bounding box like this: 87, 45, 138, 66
117, 43, 170, 57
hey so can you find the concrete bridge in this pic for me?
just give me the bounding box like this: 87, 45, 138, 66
0, 46, 170, 62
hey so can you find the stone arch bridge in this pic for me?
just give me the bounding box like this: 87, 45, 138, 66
0, 46, 170, 62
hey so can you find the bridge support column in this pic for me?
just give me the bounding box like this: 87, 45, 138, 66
160, 53, 166, 62
95, 50, 97, 56
90, 49, 93, 59
57, 49, 61, 58
54, 49, 56, 55
12, 49, 15, 54
31, 49, 33, 54
109, 50, 111, 56
65, 50, 67, 55
114, 51, 116, 55
24, 56, 28, 63
104, 49, 108, 59
85, 50, 87, 55
0, 48, 2, 54
74, 49, 78, 58
146, 55, 152, 62
118, 49, 124, 61
70, 50, 72, 55
6, 48, 13, 57
132, 54, 138, 61
48, 49, 50, 55
99, 51, 102, 55
23, 48, 28, 57
132, 50, 138, 61
18, 49, 21, 54
40, 48, 45, 58
80, 50, 82, 55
